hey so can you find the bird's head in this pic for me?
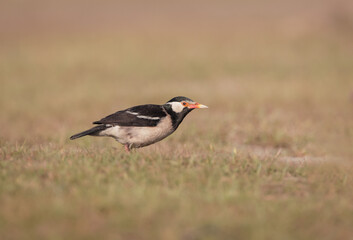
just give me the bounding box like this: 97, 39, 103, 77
164, 96, 208, 123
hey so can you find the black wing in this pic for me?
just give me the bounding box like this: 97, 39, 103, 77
93, 104, 167, 127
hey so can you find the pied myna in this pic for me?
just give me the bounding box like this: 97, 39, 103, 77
70, 96, 208, 152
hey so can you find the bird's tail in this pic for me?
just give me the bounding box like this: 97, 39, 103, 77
70, 125, 108, 140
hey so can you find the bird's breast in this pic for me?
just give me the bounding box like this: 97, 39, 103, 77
104, 116, 174, 148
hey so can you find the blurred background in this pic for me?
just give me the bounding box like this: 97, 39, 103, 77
1, 1, 353, 239
1, 0, 352, 157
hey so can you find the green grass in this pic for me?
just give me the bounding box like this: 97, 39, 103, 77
1, 1, 353, 239
1, 143, 353, 240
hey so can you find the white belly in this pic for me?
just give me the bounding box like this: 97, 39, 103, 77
99, 117, 174, 148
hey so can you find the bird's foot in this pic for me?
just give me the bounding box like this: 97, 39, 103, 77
124, 144, 130, 153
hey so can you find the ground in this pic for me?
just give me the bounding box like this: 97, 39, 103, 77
0, 1, 353, 239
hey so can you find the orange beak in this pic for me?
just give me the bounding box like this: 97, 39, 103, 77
187, 102, 208, 109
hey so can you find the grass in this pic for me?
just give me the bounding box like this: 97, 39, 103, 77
1, 1, 353, 239
1, 143, 353, 240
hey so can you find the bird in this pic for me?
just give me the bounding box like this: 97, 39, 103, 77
70, 96, 208, 152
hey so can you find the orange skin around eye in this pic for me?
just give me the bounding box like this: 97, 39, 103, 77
182, 102, 189, 107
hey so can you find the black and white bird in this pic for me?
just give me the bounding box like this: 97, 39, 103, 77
70, 96, 208, 152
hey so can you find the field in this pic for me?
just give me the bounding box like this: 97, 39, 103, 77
1, 1, 353, 239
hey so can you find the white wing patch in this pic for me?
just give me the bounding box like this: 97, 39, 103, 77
136, 115, 160, 120
167, 102, 184, 113
126, 111, 138, 115
126, 110, 160, 120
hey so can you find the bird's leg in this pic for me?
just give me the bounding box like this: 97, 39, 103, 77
124, 144, 130, 153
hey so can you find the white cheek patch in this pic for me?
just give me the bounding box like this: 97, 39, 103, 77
168, 102, 184, 113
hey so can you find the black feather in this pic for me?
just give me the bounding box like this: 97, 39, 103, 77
166, 96, 194, 103
93, 104, 166, 127
70, 125, 108, 140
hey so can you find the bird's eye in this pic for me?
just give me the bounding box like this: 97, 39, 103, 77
182, 102, 188, 106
